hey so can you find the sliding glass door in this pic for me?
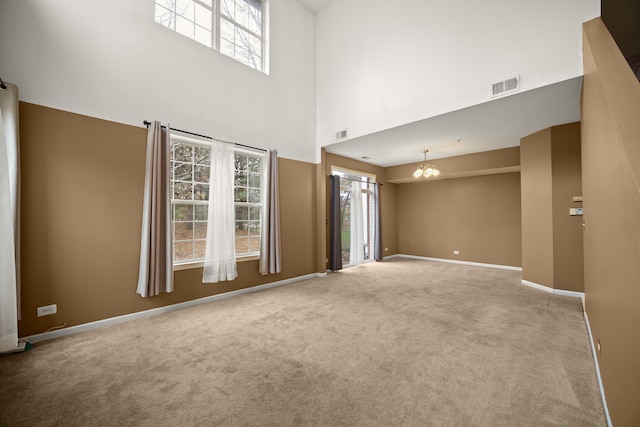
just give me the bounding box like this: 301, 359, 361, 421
332, 168, 375, 267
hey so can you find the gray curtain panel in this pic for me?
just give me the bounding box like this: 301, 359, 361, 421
329, 175, 342, 271
136, 121, 173, 297
259, 149, 282, 275
373, 183, 383, 261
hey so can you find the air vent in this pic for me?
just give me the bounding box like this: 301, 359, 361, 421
335, 129, 348, 141
491, 75, 520, 98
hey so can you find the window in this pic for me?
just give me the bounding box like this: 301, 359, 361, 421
154, 0, 266, 72
171, 135, 264, 265
233, 153, 263, 255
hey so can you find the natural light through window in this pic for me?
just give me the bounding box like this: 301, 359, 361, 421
171, 135, 264, 265
233, 153, 263, 255
332, 168, 376, 267
154, 0, 265, 72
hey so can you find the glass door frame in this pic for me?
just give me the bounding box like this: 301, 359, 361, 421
331, 166, 377, 267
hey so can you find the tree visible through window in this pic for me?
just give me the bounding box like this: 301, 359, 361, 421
171, 135, 264, 264
154, 0, 265, 72
332, 169, 375, 266
233, 153, 263, 254
220, 0, 263, 71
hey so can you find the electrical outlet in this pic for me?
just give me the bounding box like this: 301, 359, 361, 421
453, 250, 460, 255
37, 304, 57, 317
597, 339, 601, 353
385, 248, 388, 252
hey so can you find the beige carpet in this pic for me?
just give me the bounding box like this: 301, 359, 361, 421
0, 259, 605, 426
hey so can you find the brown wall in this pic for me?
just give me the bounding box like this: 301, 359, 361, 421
520, 123, 584, 291
18, 102, 318, 337
520, 129, 555, 286
315, 149, 327, 272
383, 180, 397, 256
582, 18, 640, 426
551, 123, 584, 292
324, 152, 398, 266
395, 172, 522, 267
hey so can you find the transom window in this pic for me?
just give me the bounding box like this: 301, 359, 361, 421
171, 135, 264, 265
154, 0, 266, 72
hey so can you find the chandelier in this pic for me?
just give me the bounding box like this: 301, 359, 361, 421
413, 150, 440, 178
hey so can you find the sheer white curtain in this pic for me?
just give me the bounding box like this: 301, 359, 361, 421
349, 181, 365, 266
203, 140, 237, 283
0, 82, 20, 352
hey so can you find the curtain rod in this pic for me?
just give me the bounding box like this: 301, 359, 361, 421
331, 175, 383, 186
143, 120, 267, 153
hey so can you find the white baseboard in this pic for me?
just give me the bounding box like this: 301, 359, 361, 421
386, 254, 522, 271
583, 311, 613, 427
521, 280, 585, 299
21, 272, 327, 344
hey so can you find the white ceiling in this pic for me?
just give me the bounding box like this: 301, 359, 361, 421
296, 0, 334, 13
323, 77, 584, 167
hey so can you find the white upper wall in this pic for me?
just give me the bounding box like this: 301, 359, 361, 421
316, 0, 600, 149
0, 0, 317, 163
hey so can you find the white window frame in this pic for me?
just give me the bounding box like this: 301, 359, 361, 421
154, 0, 268, 73
233, 146, 266, 259
170, 134, 265, 269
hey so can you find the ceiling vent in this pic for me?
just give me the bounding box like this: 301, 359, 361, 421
491, 75, 520, 98
335, 129, 348, 142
